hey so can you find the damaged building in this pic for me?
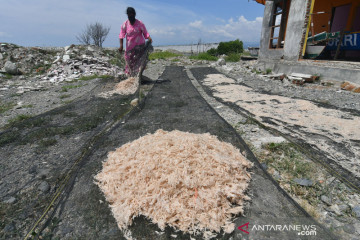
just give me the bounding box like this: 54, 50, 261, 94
255, 0, 360, 83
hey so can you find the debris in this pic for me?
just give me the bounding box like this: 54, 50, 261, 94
287, 76, 304, 85
3, 197, 16, 204
216, 58, 226, 66
320, 195, 332, 206
130, 98, 139, 107
38, 181, 50, 193
268, 73, 286, 80
293, 178, 313, 187
327, 204, 342, 216
4, 61, 18, 75
289, 73, 318, 83
352, 205, 360, 219
0, 43, 125, 82
95, 129, 252, 238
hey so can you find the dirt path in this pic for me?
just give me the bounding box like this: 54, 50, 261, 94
1, 66, 337, 239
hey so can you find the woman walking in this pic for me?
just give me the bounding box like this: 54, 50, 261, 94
119, 7, 153, 79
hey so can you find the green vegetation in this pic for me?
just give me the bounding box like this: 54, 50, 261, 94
33, 64, 52, 74
0, 101, 16, 114
22, 104, 34, 108
251, 68, 262, 74
61, 84, 82, 92
59, 94, 71, 99
4, 73, 13, 79
266, 68, 272, 74
189, 52, 218, 61
149, 51, 182, 60
225, 53, 241, 62
39, 138, 58, 148
264, 142, 313, 179
7, 114, 32, 126
206, 39, 244, 57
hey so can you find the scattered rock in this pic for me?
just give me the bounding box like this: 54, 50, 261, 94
28, 165, 37, 174
327, 204, 342, 216
320, 195, 332, 206
4, 223, 16, 232
352, 205, 360, 219
338, 204, 350, 213
261, 163, 268, 170
62, 55, 70, 62
216, 58, 226, 66
293, 178, 313, 187
273, 170, 281, 180
251, 127, 259, 132
343, 224, 356, 234
259, 137, 286, 146
38, 181, 50, 193
4, 61, 18, 75
130, 98, 139, 107
3, 197, 16, 204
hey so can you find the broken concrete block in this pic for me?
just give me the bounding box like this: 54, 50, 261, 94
353, 88, 360, 93
62, 55, 71, 62
293, 178, 313, 186
268, 73, 286, 80
344, 84, 356, 91
4, 61, 18, 75
341, 82, 350, 89
288, 76, 305, 85
289, 73, 316, 83
216, 58, 226, 66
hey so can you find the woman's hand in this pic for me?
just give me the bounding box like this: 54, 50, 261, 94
118, 46, 123, 53
148, 36, 153, 43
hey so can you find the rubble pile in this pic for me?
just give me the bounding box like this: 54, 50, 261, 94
0, 43, 56, 75
45, 45, 124, 83
0, 43, 125, 83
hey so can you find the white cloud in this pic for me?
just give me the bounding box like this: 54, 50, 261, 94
189, 20, 203, 28
149, 15, 263, 45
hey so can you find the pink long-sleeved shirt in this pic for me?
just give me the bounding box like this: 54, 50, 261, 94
119, 19, 150, 51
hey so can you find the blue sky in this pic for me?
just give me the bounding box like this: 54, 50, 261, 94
0, 0, 265, 47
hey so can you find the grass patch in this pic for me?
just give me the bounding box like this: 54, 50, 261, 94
109, 57, 124, 68
251, 68, 262, 74
149, 51, 182, 60
0, 131, 20, 147
266, 68, 272, 74
264, 142, 314, 178
61, 84, 82, 92
59, 94, 71, 99
171, 58, 180, 62
39, 138, 57, 148
63, 111, 78, 118
189, 52, 218, 61
33, 64, 52, 75
22, 104, 34, 108
8, 114, 32, 125
4, 73, 13, 79
62, 100, 74, 104
225, 53, 241, 62
0, 101, 16, 114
